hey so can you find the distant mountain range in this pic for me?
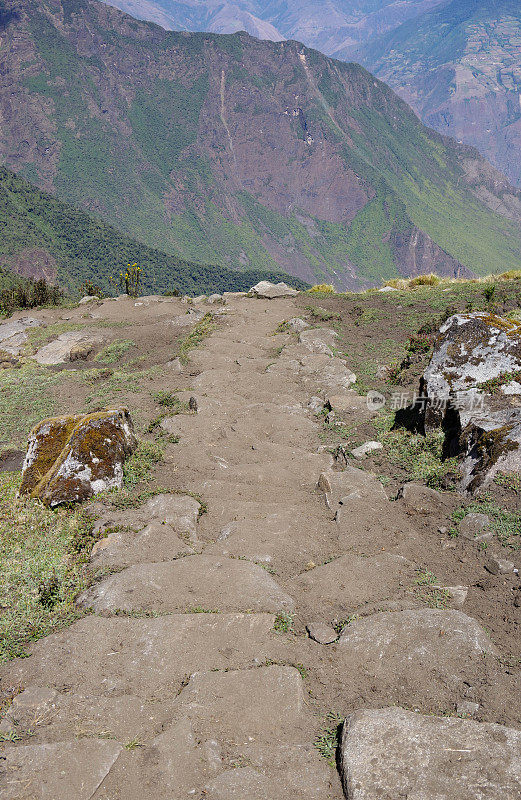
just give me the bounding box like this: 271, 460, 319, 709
1, 0, 521, 290
359, 0, 521, 187
100, 0, 446, 56
104, 1, 521, 188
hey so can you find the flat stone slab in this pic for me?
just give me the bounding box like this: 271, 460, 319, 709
0, 685, 173, 744
5, 614, 283, 698
340, 707, 521, 799
34, 331, 103, 365
78, 556, 294, 614
299, 328, 338, 355
337, 609, 497, 708
91, 519, 194, 567
318, 467, 388, 512
0, 316, 42, 355
291, 553, 415, 615
0, 739, 122, 799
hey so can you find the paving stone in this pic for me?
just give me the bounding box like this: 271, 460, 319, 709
90, 520, 194, 567
340, 707, 521, 799
291, 553, 415, 616
78, 556, 295, 614
5, 614, 284, 698
0, 740, 122, 799
397, 482, 450, 515
337, 610, 497, 708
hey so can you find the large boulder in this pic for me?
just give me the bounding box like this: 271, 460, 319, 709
340, 707, 521, 800
248, 281, 299, 299
420, 312, 521, 491
19, 408, 137, 506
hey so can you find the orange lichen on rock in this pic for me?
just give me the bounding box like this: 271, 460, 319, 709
19, 408, 137, 507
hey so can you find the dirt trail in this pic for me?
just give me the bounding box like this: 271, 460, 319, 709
1, 294, 520, 799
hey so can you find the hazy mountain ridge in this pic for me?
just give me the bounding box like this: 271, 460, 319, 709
1, 0, 521, 289
359, 0, 521, 187
101, 0, 447, 56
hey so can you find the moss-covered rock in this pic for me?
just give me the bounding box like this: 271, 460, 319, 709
19, 408, 137, 507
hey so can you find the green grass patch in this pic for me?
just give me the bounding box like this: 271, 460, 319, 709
0, 365, 60, 448
177, 313, 217, 363
0, 472, 96, 661
95, 339, 136, 364
122, 440, 164, 489
376, 414, 458, 486
314, 712, 344, 765
453, 501, 521, 549
273, 611, 294, 633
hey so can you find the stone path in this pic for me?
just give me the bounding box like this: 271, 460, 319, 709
1, 295, 520, 799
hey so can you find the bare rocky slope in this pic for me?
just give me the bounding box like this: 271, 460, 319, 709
2, 0, 521, 289
0, 287, 520, 797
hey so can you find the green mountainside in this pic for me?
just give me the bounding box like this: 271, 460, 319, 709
0, 166, 308, 295
1, 0, 521, 288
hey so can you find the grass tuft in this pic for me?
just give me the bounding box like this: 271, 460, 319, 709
0, 472, 96, 662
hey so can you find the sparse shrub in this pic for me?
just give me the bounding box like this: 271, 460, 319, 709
483, 283, 497, 303
118, 263, 143, 297
409, 273, 440, 287
0, 278, 63, 316
83, 280, 104, 298
308, 284, 335, 294
273, 611, 294, 633
498, 270, 521, 281
122, 440, 164, 488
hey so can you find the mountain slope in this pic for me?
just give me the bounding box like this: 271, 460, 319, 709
1, 0, 521, 288
100, 1, 447, 56
0, 166, 308, 295
359, 0, 521, 187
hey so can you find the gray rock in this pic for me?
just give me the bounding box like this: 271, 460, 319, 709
397, 482, 449, 515
379, 285, 399, 292
192, 295, 207, 303
207, 293, 224, 304
317, 467, 388, 512
340, 707, 521, 800
350, 441, 383, 459
249, 281, 299, 299
457, 700, 480, 717
459, 512, 492, 540
307, 396, 324, 413
34, 331, 103, 365
78, 295, 98, 304
423, 312, 521, 414
306, 622, 338, 644
485, 554, 515, 575
19, 408, 137, 507
420, 312, 521, 492
287, 317, 309, 333
299, 327, 338, 355
0, 316, 42, 355
167, 357, 183, 373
